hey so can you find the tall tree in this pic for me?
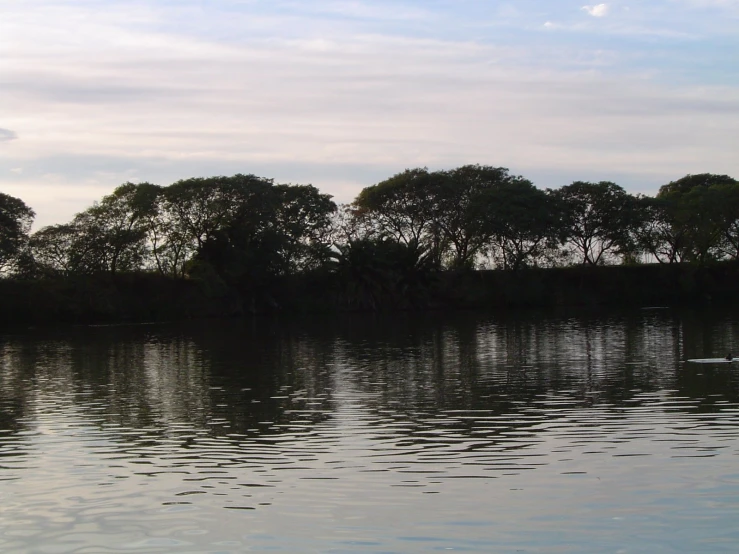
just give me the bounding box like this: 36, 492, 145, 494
27, 224, 79, 276
487, 181, 558, 270
632, 196, 687, 264
658, 173, 738, 196
713, 181, 739, 260
654, 173, 739, 263
70, 183, 157, 274
271, 184, 336, 272
191, 176, 336, 284
352, 165, 548, 270
162, 176, 252, 252
433, 165, 534, 269
352, 168, 438, 247
552, 181, 639, 265
432, 165, 499, 269
0, 192, 35, 273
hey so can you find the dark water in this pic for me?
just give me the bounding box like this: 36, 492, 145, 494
2, 310, 739, 553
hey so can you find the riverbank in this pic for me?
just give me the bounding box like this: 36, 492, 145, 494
434, 262, 739, 310
2, 262, 739, 326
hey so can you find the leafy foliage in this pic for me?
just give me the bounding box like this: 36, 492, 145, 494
330, 238, 435, 310
433, 165, 515, 269
352, 168, 438, 247
486, 179, 558, 270
8, 169, 739, 313
0, 193, 34, 273
551, 181, 640, 265
646, 174, 739, 264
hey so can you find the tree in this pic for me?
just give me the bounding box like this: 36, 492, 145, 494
352, 168, 439, 248
653, 173, 739, 263
487, 180, 558, 270
0, 192, 35, 273
658, 173, 737, 196
69, 183, 158, 274
127, 184, 192, 277
431, 166, 504, 269
189, 176, 336, 286
672, 186, 724, 263
632, 196, 687, 264
162, 175, 261, 253
271, 184, 336, 272
353, 165, 551, 270
552, 181, 639, 265
328, 203, 373, 246
27, 224, 79, 276
713, 181, 739, 260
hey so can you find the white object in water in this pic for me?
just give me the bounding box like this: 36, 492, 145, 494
686, 358, 737, 364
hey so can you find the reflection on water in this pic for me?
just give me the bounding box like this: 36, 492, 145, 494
1, 310, 739, 552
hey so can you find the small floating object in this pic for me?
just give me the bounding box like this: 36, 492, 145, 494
686, 356, 737, 364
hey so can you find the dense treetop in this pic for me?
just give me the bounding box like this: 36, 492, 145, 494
1, 169, 738, 289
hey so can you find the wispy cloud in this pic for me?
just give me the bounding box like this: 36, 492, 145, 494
287, 0, 434, 22
582, 3, 610, 17
0, 128, 18, 142
676, 0, 739, 8
0, 0, 738, 227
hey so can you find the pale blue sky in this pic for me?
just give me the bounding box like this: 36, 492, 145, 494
1, 0, 738, 227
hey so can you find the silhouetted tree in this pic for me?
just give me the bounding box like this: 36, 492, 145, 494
69, 184, 155, 274
631, 196, 683, 264
190, 177, 336, 287
649, 174, 739, 264
487, 180, 559, 270
432, 165, 514, 269
0, 192, 34, 274
352, 168, 439, 251
551, 181, 639, 265
27, 223, 79, 276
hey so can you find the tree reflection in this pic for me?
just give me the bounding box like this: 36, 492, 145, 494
1, 309, 739, 453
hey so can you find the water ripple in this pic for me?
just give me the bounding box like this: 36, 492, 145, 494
2, 312, 739, 552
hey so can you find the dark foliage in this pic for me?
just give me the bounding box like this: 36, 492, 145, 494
3, 169, 739, 324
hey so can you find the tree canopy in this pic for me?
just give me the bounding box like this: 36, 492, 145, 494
3, 169, 737, 292
648, 173, 739, 263
550, 181, 639, 265
0, 193, 35, 273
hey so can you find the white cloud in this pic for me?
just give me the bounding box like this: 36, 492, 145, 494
0, 0, 738, 227
582, 3, 610, 16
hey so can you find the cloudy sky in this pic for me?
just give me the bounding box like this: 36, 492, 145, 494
1, 0, 738, 228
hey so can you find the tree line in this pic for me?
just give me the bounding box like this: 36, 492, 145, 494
0, 169, 737, 294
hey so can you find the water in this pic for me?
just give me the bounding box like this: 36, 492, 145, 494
2, 310, 739, 553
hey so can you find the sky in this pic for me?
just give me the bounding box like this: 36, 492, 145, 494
1, 0, 738, 228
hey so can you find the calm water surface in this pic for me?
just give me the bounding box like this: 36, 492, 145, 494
2, 310, 739, 553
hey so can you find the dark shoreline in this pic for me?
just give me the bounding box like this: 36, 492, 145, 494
3, 261, 739, 328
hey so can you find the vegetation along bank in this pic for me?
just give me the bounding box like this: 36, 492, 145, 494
1, 168, 738, 324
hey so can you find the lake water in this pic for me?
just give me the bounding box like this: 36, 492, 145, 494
2, 309, 739, 553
